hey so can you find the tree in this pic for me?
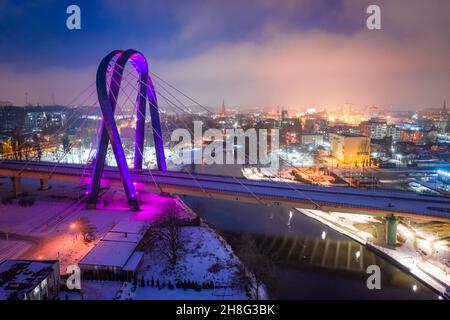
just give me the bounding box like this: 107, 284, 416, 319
32, 133, 43, 161
10, 126, 24, 160
62, 133, 70, 154
151, 202, 184, 268
75, 217, 97, 243
234, 235, 275, 300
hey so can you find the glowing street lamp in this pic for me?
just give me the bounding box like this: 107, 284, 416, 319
71, 222, 78, 243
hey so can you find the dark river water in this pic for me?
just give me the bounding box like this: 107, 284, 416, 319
182, 164, 439, 299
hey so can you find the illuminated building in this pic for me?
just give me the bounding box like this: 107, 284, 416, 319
0, 260, 60, 300
341, 103, 352, 117
330, 133, 370, 164
359, 117, 401, 141
285, 131, 298, 144
400, 129, 424, 143
300, 111, 328, 133
300, 133, 324, 147
418, 100, 450, 134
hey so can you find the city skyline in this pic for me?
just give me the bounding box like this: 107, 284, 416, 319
0, 1, 449, 110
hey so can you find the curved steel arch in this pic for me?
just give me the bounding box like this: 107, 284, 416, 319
87, 49, 167, 210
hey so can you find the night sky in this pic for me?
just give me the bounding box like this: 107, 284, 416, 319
0, 0, 449, 110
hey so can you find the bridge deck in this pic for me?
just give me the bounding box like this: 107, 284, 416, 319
0, 160, 449, 220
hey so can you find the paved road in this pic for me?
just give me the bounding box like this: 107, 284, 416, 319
0, 231, 43, 260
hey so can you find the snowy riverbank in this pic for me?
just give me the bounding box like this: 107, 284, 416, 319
296, 208, 449, 298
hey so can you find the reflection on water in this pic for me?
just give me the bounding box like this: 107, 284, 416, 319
182, 164, 438, 299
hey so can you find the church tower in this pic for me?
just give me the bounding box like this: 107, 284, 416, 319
221, 99, 226, 116
441, 99, 447, 116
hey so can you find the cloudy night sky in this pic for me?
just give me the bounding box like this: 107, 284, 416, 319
0, 0, 449, 111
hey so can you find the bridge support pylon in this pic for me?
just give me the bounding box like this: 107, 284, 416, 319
87, 49, 167, 211
11, 176, 22, 197
385, 215, 399, 246
39, 178, 49, 191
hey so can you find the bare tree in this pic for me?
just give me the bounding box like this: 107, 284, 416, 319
151, 202, 184, 268
10, 126, 24, 160
75, 217, 97, 243
234, 235, 275, 300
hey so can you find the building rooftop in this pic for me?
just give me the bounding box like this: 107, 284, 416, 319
332, 133, 366, 138
79, 241, 137, 268
110, 219, 146, 234
79, 224, 145, 269
0, 260, 58, 300
102, 231, 142, 243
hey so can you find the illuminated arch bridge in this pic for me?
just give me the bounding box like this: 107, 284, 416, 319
87, 49, 167, 210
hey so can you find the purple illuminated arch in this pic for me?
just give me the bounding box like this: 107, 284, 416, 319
87, 49, 167, 211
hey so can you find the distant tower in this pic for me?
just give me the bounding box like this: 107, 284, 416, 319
221, 99, 226, 116
442, 99, 448, 116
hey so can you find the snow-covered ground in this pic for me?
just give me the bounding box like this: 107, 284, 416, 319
61, 223, 255, 300
0, 177, 181, 273
60, 281, 123, 300
297, 208, 450, 297
0, 239, 30, 263
242, 166, 296, 183
116, 226, 249, 300
0, 176, 256, 300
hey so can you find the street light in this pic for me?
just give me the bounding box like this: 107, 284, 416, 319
71, 223, 78, 243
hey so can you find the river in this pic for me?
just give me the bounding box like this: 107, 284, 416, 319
182, 164, 438, 299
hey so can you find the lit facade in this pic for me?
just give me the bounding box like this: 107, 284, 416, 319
300, 133, 324, 147
330, 133, 370, 164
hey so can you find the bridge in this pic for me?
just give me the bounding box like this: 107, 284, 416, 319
1, 49, 449, 247
2, 160, 450, 221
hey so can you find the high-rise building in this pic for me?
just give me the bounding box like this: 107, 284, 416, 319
360, 117, 387, 139
359, 117, 400, 141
